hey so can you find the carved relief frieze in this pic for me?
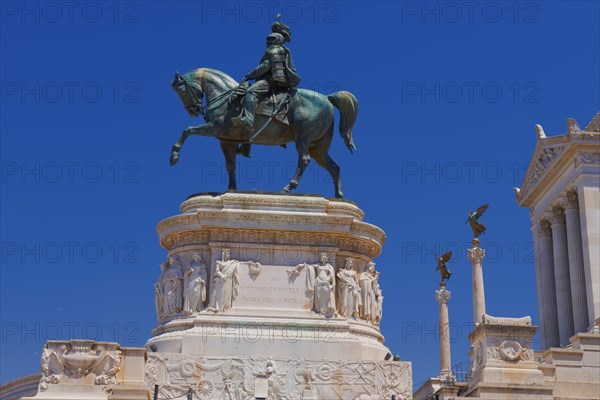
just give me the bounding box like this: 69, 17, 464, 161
145, 353, 412, 400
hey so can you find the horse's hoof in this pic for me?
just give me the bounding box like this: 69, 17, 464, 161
170, 154, 179, 166
280, 187, 291, 194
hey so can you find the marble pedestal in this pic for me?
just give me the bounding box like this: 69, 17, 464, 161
465, 315, 553, 399
146, 192, 412, 400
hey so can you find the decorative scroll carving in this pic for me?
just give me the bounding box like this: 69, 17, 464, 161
575, 152, 600, 166
40, 340, 121, 392
481, 314, 532, 326
535, 124, 546, 139
145, 353, 412, 400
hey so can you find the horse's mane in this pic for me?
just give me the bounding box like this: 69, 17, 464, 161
185, 68, 238, 89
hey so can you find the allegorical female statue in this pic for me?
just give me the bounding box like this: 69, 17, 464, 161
372, 276, 383, 325
337, 257, 361, 318
358, 262, 377, 321
153, 282, 163, 319
208, 249, 260, 312
183, 253, 208, 314
296, 253, 337, 317
159, 255, 184, 314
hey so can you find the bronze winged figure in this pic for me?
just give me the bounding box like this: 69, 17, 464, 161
466, 203, 489, 238
435, 251, 452, 283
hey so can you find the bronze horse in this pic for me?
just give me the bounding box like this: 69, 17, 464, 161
170, 68, 358, 198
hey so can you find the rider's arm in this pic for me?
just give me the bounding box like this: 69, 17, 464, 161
244, 60, 270, 81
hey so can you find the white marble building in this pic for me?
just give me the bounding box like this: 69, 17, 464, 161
516, 113, 600, 348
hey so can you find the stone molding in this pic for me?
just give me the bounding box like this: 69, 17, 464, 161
157, 194, 385, 260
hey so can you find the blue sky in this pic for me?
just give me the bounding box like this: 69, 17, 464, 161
1, 0, 599, 388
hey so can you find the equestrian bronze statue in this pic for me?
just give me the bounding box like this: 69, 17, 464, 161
169, 16, 357, 198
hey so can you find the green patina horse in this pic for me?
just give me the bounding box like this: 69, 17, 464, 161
170, 68, 357, 198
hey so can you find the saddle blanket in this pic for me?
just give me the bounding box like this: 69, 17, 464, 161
255, 91, 292, 125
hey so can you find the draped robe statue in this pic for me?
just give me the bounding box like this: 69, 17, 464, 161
183, 253, 208, 314
160, 255, 184, 314
208, 249, 259, 312
337, 257, 361, 318
300, 253, 337, 317
154, 281, 163, 319
358, 262, 377, 321
371, 274, 383, 325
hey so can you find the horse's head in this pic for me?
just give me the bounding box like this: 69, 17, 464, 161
171, 71, 203, 117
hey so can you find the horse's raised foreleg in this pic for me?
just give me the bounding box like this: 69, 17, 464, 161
220, 141, 238, 191
282, 142, 311, 194
170, 122, 219, 166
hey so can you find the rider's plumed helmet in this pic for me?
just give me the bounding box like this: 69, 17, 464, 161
266, 33, 284, 46
271, 14, 291, 43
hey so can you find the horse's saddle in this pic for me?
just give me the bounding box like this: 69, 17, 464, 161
256, 91, 290, 125
255, 90, 293, 125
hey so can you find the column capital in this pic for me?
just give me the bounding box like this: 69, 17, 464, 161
436, 287, 451, 304
468, 246, 485, 263
547, 206, 566, 225
560, 190, 579, 210
536, 219, 552, 237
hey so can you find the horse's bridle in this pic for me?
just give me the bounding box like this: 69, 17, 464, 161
178, 74, 239, 119
178, 76, 204, 117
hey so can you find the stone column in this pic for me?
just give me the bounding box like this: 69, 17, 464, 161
536, 220, 560, 348
576, 176, 600, 326
468, 239, 486, 325
436, 284, 454, 382
562, 191, 590, 333
549, 206, 575, 345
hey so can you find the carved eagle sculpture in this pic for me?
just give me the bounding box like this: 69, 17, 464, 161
435, 251, 452, 284
466, 203, 489, 238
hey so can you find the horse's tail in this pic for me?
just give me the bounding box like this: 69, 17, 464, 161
328, 91, 358, 154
